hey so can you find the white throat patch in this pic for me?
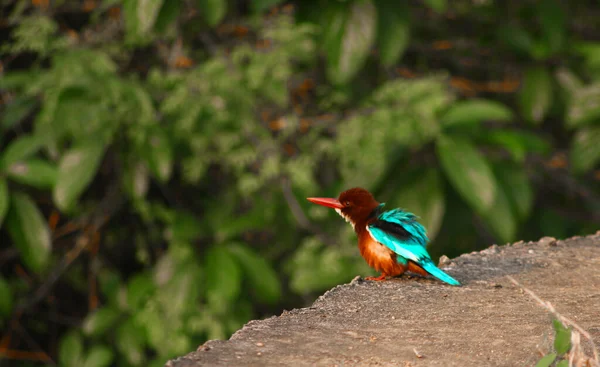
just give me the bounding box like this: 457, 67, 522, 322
335, 208, 355, 230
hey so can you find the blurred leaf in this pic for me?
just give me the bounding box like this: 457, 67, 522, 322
497, 25, 535, 55
566, 83, 600, 128
441, 99, 513, 127
198, 0, 227, 26
553, 319, 571, 355
571, 126, 600, 173
82, 345, 114, 367
494, 164, 533, 222
204, 246, 241, 304
423, 0, 447, 13
1, 97, 36, 130
154, 0, 181, 32
436, 135, 497, 214
251, 0, 284, 13
146, 130, 173, 182
376, 0, 410, 67
539, 0, 566, 55
117, 319, 146, 366
556, 361, 569, 367
229, 243, 281, 304
519, 66, 553, 124
123, 0, 164, 39
325, 0, 377, 84
98, 270, 124, 309
123, 162, 149, 200
0, 277, 12, 317
0, 178, 8, 228
555, 68, 583, 96
535, 353, 556, 367
483, 130, 550, 162
7, 159, 57, 189
393, 169, 445, 240
53, 140, 105, 212
0, 134, 46, 169
83, 307, 120, 338
127, 273, 155, 309
167, 211, 202, 242
59, 331, 84, 367
6, 192, 51, 273
481, 169, 517, 243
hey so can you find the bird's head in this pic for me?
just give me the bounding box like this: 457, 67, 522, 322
307, 187, 380, 229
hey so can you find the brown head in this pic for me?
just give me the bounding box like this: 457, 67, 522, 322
307, 187, 380, 230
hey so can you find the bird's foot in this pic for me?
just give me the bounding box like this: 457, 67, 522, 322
365, 274, 388, 281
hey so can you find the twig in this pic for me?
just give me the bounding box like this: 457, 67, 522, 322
507, 275, 599, 365
280, 177, 338, 246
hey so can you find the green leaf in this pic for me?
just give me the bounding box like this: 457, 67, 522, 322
519, 67, 553, 124
539, 0, 566, 55
53, 139, 105, 212
566, 82, 600, 128
436, 135, 497, 214
146, 130, 173, 182
59, 331, 84, 367
1, 97, 36, 131
251, 0, 283, 13
117, 319, 146, 366
423, 0, 447, 13
535, 353, 557, 367
571, 126, 600, 173
553, 319, 571, 355
6, 192, 51, 273
123, 162, 149, 200
0, 134, 46, 169
483, 130, 550, 162
0, 277, 12, 318
325, 0, 377, 85
198, 0, 227, 26
83, 307, 120, 338
154, 0, 181, 32
167, 211, 202, 242
7, 159, 57, 189
0, 178, 8, 228
481, 170, 517, 243
441, 99, 513, 127
82, 345, 114, 367
204, 246, 242, 305
123, 0, 164, 39
494, 164, 533, 222
497, 25, 535, 56
393, 169, 445, 240
229, 243, 281, 304
556, 360, 569, 367
376, 0, 410, 67
126, 273, 155, 309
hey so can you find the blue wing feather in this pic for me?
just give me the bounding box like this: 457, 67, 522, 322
367, 207, 460, 286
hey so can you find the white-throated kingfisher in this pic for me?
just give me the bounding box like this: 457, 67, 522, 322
307, 187, 460, 286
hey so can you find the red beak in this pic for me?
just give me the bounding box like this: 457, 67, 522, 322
306, 197, 344, 209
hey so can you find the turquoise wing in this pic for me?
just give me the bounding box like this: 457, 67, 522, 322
367, 208, 461, 286
366, 208, 430, 263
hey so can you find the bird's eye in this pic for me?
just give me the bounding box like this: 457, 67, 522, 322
344, 201, 351, 206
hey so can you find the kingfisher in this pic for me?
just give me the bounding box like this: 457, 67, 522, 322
307, 187, 460, 286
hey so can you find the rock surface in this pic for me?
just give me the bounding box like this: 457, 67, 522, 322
167, 234, 600, 367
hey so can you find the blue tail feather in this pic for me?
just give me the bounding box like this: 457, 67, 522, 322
420, 260, 460, 286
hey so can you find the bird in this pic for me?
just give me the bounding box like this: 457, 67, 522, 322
307, 187, 460, 286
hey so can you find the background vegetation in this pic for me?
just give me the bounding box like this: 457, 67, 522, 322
0, 0, 599, 365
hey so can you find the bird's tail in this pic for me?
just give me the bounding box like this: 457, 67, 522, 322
420, 260, 460, 286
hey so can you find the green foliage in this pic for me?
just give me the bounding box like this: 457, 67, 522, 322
536, 319, 572, 367
0, 0, 598, 364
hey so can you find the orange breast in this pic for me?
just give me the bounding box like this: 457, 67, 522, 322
358, 231, 406, 276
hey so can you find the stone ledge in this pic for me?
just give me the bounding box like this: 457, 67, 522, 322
166, 233, 600, 367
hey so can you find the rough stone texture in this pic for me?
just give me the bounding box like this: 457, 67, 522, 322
167, 234, 600, 367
